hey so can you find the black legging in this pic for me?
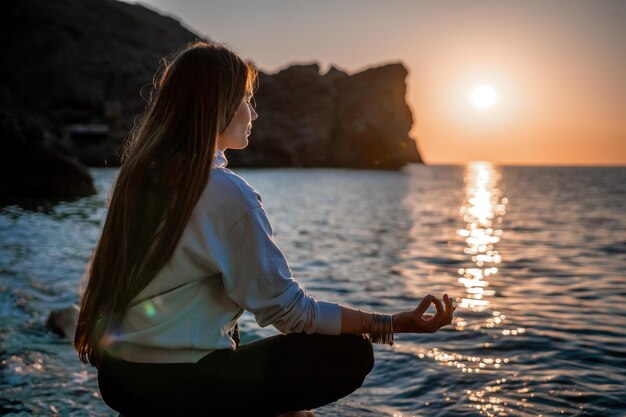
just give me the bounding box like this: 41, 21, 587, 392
98, 333, 375, 417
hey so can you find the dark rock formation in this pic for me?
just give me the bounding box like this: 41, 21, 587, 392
0, 0, 202, 166
2, 0, 422, 170
46, 305, 79, 339
234, 64, 339, 167
332, 64, 421, 168
228, 63, 421, 169
0, 111, 96, 204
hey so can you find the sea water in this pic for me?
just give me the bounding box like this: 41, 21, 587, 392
1, 163, 625, 416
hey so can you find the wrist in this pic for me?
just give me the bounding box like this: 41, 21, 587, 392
369, 312, 394, 345
392, 313, 405, 333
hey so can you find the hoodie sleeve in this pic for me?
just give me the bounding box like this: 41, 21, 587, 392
216, 205, 343, 335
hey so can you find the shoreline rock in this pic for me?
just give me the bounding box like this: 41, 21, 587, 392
46, 305, 79, 340
0, 111, 96, 205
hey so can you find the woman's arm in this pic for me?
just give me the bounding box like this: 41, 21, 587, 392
216, 204, 343, 335
339, 305, 374, 334
339, 294, 455, 335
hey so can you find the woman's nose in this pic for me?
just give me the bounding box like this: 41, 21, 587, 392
251, 107, 258, 121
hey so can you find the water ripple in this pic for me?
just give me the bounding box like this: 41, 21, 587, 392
1, 165, 625, 416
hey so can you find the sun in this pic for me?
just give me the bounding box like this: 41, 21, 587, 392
469, 85, 498, 109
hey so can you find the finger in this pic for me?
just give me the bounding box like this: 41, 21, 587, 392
443, 294, 454, 318
430, 297, 446, 328
432, 296, 445, 318
414, 295, 433, 316
441, 294, 454, 324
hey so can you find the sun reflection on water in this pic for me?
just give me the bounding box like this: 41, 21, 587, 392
457, 162, 507, 312
393, 162, 527, 415
453, 162, 531, 416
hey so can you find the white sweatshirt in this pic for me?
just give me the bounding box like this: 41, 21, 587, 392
105, 150, 343, 363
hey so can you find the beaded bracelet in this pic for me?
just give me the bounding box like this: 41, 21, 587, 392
358, 309, 394, 346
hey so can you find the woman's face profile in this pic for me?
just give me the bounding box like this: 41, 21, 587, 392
219, 94, 258, 151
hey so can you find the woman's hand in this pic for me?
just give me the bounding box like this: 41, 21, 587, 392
392, 294, 455, 334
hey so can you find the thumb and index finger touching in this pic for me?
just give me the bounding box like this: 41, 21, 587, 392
414, 293, 455, 322
413, 294, 434, 316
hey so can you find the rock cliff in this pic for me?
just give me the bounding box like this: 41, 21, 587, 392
229, 63, 421, 168
1, 0, 422, 174
0, 0, 201, 167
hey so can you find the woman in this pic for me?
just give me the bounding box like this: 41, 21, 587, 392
74, 41, 455, 417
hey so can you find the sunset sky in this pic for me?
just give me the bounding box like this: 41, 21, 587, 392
124, 0, 625, 166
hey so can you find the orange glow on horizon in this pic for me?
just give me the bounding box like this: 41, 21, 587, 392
406, 43, 624, 166
123, 0, 625, 166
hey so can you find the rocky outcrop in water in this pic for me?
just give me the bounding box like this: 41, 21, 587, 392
0, 112, 96, 204
1, 0, 422, 171
46, 305, 79, 339
228, 63, 421, 169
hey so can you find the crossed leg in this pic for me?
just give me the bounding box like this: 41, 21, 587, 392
99, 333, 375, 417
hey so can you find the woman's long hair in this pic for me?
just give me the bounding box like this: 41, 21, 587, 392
74, 41, 257, 367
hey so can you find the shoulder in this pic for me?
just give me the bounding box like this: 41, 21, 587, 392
200, 167, 263, 218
